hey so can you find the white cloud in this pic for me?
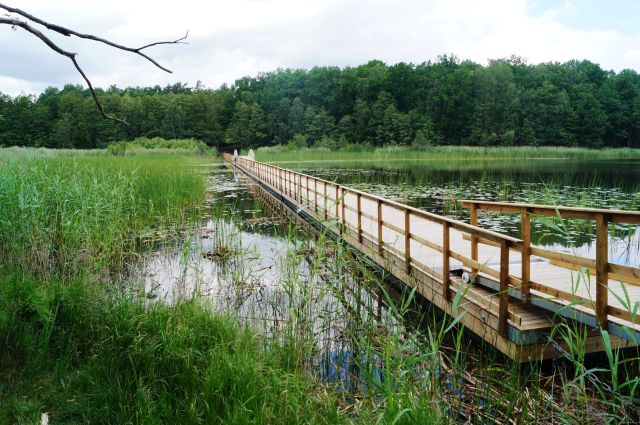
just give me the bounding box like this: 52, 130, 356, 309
2, 0, 640, 96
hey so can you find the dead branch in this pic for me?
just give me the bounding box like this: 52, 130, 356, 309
0, 3, 188, 123
0, 16, 127, 123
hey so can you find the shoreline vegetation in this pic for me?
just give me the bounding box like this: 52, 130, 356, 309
1, 147, 639, 423
256, 145, 640, 163
4, 58, 640, 153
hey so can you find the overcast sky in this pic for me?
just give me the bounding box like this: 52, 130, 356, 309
2, 0, 640, 96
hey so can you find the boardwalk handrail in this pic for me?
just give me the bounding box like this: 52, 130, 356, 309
226, 153, 640, 334
461, 199, 640, 328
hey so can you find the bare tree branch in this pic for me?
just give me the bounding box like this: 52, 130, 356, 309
0, 16, 128, 123
0, 3, 188, 123
0, 3, 188, 73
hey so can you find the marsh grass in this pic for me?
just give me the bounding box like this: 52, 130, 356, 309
0, 153, 206, 280
3, 150, 639, 423
0, 273, 346, 425
257, 145, 640, 163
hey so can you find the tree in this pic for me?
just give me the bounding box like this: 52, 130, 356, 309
162, 99, 186, 139
225, 102, 267, 148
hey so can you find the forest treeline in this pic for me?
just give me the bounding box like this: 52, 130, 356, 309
2, 55, 640, 150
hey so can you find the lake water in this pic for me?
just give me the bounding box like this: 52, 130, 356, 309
125, 158, 639, 397
282, 158, 640, 267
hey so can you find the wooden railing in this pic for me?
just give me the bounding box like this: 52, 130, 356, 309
461, 200, 640, 328
227, 155, 640, 335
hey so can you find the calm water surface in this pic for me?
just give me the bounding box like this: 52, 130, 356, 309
125, 159, 639, 393
282, 158, 640, 267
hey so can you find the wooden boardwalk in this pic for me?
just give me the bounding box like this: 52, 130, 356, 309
226, 154, 640, 361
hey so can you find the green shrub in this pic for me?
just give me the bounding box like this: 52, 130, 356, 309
106, 137, 209, 155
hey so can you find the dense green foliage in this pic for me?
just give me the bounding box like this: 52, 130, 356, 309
106, 137, 209, 155
0, 274, 345, 424
0, 152, 206, 280
2, 56, 640, 150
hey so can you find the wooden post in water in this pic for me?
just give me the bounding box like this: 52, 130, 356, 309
521, 208, 531, 302
377, 199, 383, 255
404, 209, 411, 273
498, 240, 510, 338
595, 213, 609, 327
357, 193, 363, 243
443, 222, 450, 301
470, 203, 478, 277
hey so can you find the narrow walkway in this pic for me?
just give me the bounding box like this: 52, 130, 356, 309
227, 154, 640, 361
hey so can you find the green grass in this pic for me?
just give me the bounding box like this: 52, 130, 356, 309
256, 145, 640, 163
0, 151, 207, 280
0, 273, 347, 424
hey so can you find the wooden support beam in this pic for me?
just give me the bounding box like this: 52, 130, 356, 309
499, 240, 510, 338
377, 199, 383, 255
596, 213, 609, 327
443, 222, 451, 301
521, 209, 531, 302
470, 203, 478, 276
341, 187, 346, 234
404, 209, 411, 273
357, 193, 363, 243
324, 181, 328, 220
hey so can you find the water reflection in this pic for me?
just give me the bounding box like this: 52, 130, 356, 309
289, 159, 640, 266
126, 165, 395, 385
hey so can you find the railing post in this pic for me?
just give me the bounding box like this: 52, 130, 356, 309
595, 213, 609, 327
324, 181, 328, 220
404, 209, 411, 273
377, 199, 383, 255
341, 187, 346, 234
306, 176, 310, 206
314, 179, 318, 214
521, 208, 531, 302
443, 221, 450, 301
499, 239, 510, 338
470, 203, 478, 276
335, 185, 339, 219
357, 193, 362, 243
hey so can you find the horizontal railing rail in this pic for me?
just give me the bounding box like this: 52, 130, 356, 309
461, 199, 640, 328
228, 155, 640, 336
